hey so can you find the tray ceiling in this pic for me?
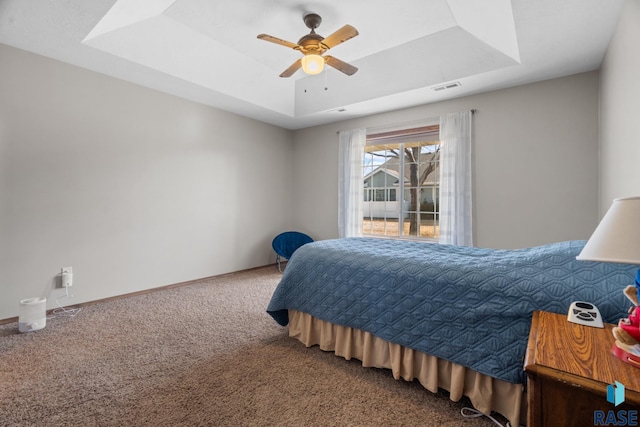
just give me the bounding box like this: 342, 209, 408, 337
0, 0, 624, 129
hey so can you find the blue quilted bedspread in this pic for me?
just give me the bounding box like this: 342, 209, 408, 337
267, 238, 638, 384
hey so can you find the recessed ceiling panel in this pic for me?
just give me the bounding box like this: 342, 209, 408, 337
83, 0, 177, 41
294, 26, 520, 116
82, 11, 295, 115
164, 0, 459, 73
449, 0, 520, 62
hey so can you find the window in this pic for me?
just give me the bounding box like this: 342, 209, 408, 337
362, 125, 440, 239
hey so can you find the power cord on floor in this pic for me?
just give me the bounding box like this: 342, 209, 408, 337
461, 407, 517, 427
47, 285, 82, 319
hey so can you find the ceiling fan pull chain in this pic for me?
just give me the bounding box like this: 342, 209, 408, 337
324, 67, 328, 91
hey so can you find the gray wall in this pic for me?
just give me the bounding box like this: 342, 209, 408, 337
599, 0, 640, 215
292, 72, 601, 249
0, 44, 293, 319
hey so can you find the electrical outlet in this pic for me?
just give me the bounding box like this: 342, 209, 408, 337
61, 267, 73, 287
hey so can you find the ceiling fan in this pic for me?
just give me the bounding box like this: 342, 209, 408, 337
257, 13, 359, 78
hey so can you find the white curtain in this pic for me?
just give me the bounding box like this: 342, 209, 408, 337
338, 128, 366, 238
439, 111, 473, 246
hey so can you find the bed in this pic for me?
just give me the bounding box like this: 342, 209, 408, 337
266, 238, 637, 426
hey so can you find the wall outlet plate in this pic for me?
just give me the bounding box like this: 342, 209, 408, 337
61, 267, 73, 287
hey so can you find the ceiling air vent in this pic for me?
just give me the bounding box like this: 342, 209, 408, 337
431, 82, 461, 92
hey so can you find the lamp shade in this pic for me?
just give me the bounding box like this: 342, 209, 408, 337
576, 196, 640, 264
301, 54, 324, 75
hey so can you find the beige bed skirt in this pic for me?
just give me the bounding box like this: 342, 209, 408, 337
288, 309, 525, 426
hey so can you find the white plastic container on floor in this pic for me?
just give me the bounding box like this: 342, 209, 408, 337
18, 297, 46, 333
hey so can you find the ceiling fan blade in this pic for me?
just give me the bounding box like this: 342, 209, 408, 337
324, 56, 358, 76
280, 58, 302, 78
321, 25, 359, 50
257, 34, 300, 50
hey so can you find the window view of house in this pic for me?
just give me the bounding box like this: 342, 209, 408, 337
363, 126, 440, 239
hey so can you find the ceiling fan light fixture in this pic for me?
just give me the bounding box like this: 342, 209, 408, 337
301, 53, 324, 75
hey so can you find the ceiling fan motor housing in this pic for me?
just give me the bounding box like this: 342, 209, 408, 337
299, 14, 325, 54
298, 33, 325, 54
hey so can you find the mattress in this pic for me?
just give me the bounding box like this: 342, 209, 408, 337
268, 238, 636, 384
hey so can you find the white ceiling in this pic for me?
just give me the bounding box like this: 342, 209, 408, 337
0, 0, 624, 130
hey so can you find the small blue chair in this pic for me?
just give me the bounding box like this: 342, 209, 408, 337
272, 231, 314, 272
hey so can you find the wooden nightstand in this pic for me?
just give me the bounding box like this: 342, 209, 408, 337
524, 311, 640, 427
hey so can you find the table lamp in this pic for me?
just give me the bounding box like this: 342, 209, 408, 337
576, 196, 640, 367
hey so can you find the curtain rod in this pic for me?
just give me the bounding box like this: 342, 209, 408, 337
336, 109, 476, 134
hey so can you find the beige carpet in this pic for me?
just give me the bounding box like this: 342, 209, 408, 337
0, 266, 507, 426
